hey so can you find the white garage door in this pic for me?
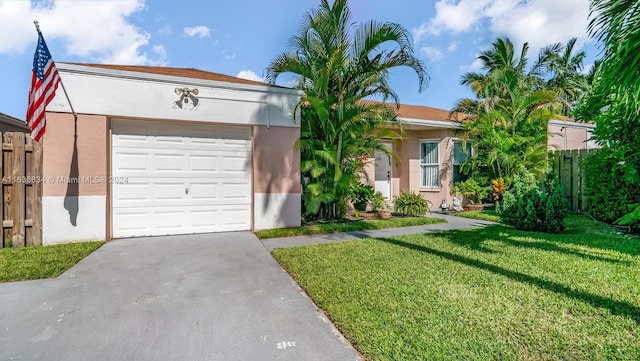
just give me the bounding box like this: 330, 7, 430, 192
111, 119, 252, 238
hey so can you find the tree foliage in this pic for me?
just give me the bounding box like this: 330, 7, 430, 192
575, 0, 640, 228
266, 0, 427, 220
453, 37, 570, 181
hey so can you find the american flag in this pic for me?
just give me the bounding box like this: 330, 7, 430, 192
26, 32, 60, 142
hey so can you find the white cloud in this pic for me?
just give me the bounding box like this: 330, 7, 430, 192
416, 0, 590, 53
236, 70, 263, 82
158, 24, 171, 35
447, 42, 458, 53
222, 49, 236, 60
0, 0, 165, 65
421, 46, 443, 62
151, 45, 168, 66
183, 25, 210, 38
460, 57, 484, 72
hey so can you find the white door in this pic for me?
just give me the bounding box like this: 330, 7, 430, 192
111, 119, 252, 238
374, 143, 392, 199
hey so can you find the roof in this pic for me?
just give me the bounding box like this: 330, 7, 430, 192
394, 103, 459, 122
59, 63, 280, 88
0, 112, 28, 131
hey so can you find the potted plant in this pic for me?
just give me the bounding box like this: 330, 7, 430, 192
350, 183, 374, 212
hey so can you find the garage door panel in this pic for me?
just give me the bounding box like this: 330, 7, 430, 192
112, 119, 252, 238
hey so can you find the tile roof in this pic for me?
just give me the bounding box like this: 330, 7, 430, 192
394, 103, 460, 122
59, 63, 279, 88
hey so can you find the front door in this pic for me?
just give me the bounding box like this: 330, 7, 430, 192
374, 143, 392, 199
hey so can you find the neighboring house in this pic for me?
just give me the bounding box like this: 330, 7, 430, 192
363, 104, 597, 210
43, 63, 302, 244
547, 118, 598, 151
0, 112, 28, 132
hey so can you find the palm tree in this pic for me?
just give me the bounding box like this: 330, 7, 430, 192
545, 37, 587, 113
266, 0, 427, 220
454, 37, 561, 181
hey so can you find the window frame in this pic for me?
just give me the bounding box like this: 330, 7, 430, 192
419, 139, 440, 188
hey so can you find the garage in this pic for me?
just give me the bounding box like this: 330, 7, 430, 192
111, 119, 252, 238
42, 63, 302, 244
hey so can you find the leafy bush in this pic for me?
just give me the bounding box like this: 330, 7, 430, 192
497, 170, 567, 233
350, 182, 374, 211
370, 191, 388, 213
393, 191, 431, 216
450, 178, 491, 204
582, 148, 640, 232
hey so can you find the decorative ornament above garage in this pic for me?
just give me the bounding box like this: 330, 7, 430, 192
173, 87, 200, 110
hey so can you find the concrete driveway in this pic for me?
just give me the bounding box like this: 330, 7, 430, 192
0, 232, 361, 361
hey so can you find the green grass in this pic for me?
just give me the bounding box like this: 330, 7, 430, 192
455, 210, 500, 222
273, 214, 640, 360
0, 242, 104, 283
255, 216, 445, 239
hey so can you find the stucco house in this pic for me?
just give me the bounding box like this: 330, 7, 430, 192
43, 63, 302, 244
362, 104, 598, 210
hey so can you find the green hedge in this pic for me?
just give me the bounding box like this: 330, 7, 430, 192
583, 148, 640, 232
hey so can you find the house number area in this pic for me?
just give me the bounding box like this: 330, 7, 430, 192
1, 176, 129, 184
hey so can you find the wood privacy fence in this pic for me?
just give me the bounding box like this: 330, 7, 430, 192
1, 132, 42, 248
548, 149, 593, 212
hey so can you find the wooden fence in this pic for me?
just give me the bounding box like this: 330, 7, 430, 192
1, 132, 42, 248
548, 149, 592, 212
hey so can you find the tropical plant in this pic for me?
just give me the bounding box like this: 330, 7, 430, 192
544, 37, 588, 114
393, 191, 431, 217
454, 37, 563, 181
575, 0, 640, 229
370, 191, 388, 213
450, 178, 490, 205
266, 0, 427, 220
350, 182, 374, 211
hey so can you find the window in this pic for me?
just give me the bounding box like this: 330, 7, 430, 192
453, 141, 472, 183
420, 141, 439, 187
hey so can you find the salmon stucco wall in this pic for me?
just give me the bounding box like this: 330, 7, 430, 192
397, 129, 457, 210
42, 112, 108, 244
548, 124, 594, 151
253, 125, 301, 229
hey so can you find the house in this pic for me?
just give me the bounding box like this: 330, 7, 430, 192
363, 104, 598, 210
547, 118, 598, 151
0, 112, 28, 132
42, 63, 302, 244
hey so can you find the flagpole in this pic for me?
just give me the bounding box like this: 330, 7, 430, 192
33, 20, 77, 122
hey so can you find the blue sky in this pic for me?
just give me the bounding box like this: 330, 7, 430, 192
0, 0, 599, 120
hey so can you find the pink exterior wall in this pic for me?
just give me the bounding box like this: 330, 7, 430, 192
252, 126, 301, 194
548, 124, 592, 151
396, 129, 457, 210
42, 113, 108, 197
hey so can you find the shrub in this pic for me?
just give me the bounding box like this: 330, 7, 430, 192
393, 191, 431, 216
450, 178, 491, 204
370, 191, 388, 213
583, 148, 640, 232
350, 182, 374, 211
497, 169, 567, 233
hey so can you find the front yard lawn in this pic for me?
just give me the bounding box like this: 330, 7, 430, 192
0, 242, 104, 283
255, 216, 445, 239
455, 209, 500, 222
273, 214, 640, 360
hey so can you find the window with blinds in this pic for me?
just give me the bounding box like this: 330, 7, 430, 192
420, 141, 439, 187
